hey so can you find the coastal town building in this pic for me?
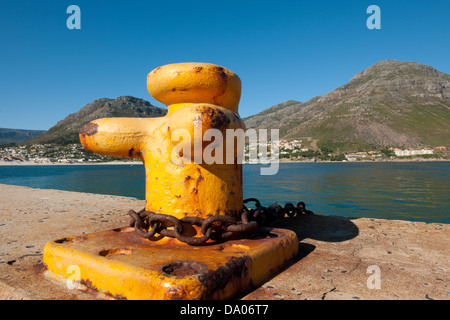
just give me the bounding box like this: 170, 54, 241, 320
393, 148, 434, 157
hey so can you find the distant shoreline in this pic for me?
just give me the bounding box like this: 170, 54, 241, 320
0, 158, 449, 166
278, 158, 450, 164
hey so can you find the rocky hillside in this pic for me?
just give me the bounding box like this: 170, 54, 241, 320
27, 96, 167, 145
244, 60, 450, 152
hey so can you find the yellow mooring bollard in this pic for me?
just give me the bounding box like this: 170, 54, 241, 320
43, 63, 299, 300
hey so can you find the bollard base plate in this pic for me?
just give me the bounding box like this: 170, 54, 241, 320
43, 226, 298, 300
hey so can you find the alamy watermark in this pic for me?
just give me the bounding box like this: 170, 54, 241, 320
170, 119, 280, 175
66, 6, 382, 31
66, 5, 81, 30
366, 5, 381, 30
66, 264, 82, 289
366, 265, 382, 290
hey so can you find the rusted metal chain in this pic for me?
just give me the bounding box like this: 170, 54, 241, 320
128, 198, 313, 245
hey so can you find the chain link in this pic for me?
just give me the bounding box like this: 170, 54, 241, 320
128, 198, 313, 245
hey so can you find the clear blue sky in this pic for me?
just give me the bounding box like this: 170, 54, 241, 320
1, 0, 449, 130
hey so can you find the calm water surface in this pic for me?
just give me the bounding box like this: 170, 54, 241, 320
0, 162, 448, 223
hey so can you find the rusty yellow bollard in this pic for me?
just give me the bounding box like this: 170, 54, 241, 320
79, 62, 245, 221
43, 63, 298, 300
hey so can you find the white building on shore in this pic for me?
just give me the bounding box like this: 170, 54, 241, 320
393, 148, 434, 157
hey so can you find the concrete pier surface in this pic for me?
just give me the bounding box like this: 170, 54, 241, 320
0, 183, 448, 300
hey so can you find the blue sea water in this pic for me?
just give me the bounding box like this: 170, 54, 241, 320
0, 162, 449, 223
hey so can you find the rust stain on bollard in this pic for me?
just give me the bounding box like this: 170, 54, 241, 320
79, 122, 98, 136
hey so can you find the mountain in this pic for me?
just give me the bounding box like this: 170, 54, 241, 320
244, 60, 450, 152
27, 96, 167, 145
0, 128, 46, 145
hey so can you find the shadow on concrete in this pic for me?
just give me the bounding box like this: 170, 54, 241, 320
237, 215, 360, 299
265, 214, 359, 271
272, 214, 359, 243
